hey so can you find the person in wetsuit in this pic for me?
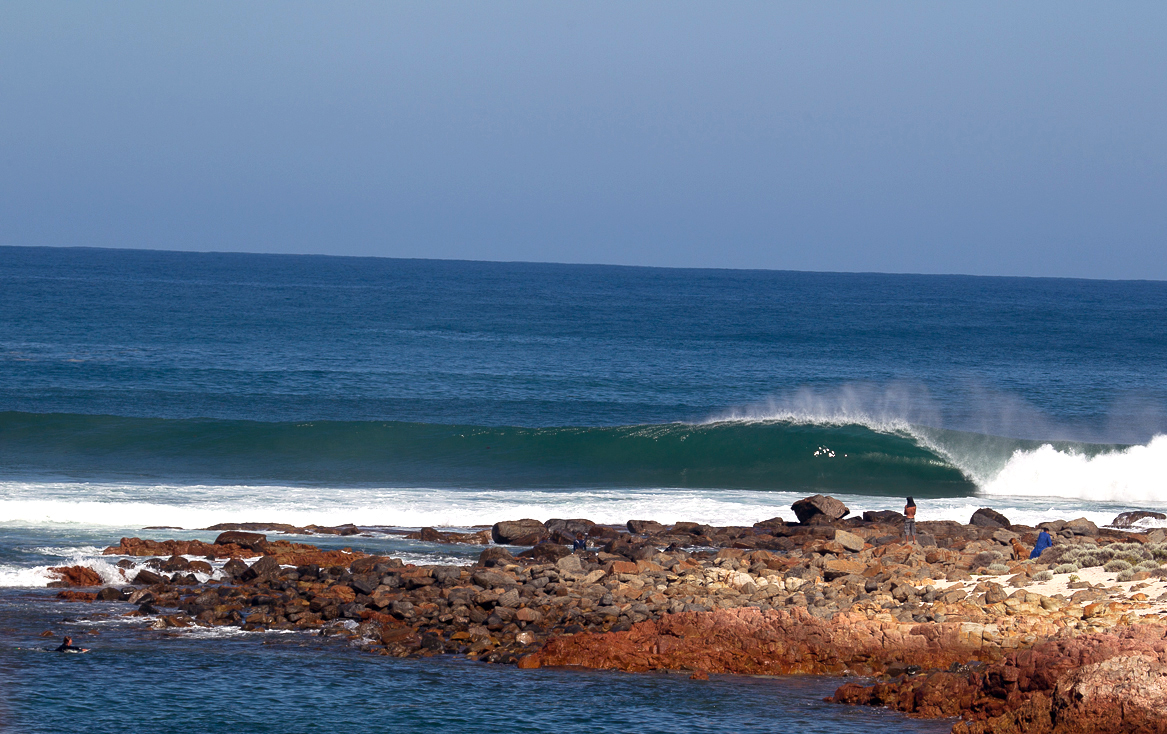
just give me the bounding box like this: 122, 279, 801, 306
572, 533, 588, 552
54, 636, 88, 653
1030, 529, 1053, 560
904, 497, 918, 543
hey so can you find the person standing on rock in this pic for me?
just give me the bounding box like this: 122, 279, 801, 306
903, 497, 917, 543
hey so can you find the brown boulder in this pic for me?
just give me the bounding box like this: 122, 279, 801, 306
791, 495, 849, 525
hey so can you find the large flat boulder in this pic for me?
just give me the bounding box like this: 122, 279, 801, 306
214, 531, 268, 551
491, 519, 548, 545
833, 529, 866, 553
791, 495, 849, 525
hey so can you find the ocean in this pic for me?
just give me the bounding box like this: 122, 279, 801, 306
2, 245, 1165, 732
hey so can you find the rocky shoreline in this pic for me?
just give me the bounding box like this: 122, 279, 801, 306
45, 496, 1167, 733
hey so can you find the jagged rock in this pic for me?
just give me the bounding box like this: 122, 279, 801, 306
491, 519, 548, 545
241, 555, 280, 580
46, 565, 103, 587
791, 495, 849, 525
95, 587, 124, 601
1109, 511, 1166, 528
970, 508, 1011, 528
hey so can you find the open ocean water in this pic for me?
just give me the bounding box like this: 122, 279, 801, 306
2, 245, 1166, 732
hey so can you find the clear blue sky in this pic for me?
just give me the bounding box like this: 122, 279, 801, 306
1, 3, 1164, 278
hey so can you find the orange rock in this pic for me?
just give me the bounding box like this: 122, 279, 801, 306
608, 560, 638, 575
517, 654, 541, 669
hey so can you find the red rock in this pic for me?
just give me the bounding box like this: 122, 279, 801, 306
47, 565, 103, 587
836, 623, 1167, 734
517, 654, 541, 669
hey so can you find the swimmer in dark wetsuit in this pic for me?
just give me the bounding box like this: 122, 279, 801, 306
54, 636, 88, 653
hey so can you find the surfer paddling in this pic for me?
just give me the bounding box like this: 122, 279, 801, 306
54, 636, 89, 653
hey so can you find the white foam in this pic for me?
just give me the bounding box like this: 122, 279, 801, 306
0, 554, 129, 589
981, 435, 1167, 503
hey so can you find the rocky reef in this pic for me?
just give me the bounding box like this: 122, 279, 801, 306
46, 500, 1167, 733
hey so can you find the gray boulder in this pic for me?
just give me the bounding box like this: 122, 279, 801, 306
970, 508, 1011, 529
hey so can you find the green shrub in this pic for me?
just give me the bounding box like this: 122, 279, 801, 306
1116, 570, 1135, 582
1104, 559, 1132, 572
1053, 563, 1079, 574
987, 563, 1010, 574
1032, 570, 1053, 582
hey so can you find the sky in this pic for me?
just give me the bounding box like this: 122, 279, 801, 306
1, 2, 1164, 279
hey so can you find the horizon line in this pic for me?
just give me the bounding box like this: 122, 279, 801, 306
2, 242, 1163, 285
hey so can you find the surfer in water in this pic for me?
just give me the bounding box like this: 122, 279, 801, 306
54, 636, 88, 653
904, 497, 917, 543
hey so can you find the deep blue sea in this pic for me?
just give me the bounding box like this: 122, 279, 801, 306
2, 245, 1166, 732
